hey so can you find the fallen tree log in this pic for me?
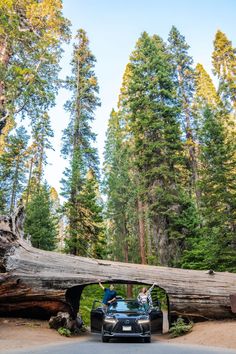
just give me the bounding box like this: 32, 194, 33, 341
0, 212, 236, 320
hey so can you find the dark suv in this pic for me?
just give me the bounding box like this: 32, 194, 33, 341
91, 299, 162, 343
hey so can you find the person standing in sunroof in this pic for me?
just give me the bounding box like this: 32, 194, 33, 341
99, 282, 117, 308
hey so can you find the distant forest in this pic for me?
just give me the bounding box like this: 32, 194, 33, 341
0, 1, 235, 272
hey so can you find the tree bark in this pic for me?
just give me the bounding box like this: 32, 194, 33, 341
124, 229, 133, 298
0, 211, 236, 320
137, 199, 146, 264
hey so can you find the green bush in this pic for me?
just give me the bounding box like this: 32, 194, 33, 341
57, 327, 72, 337
169, 317, 193, 338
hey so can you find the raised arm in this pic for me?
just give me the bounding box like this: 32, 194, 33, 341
99, 282, 105, 290
147, 282, 156, 294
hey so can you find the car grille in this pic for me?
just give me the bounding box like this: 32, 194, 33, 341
113, 319, 141, 333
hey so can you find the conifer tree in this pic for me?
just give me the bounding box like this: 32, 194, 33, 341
0, 126, 29, 213
212, 31, 236, 180
182, 62, 236, 271
192, 64, 220, 152
212, 30, 236, 110
24, 112, 54, 206
24, 184, 57, 251
104, 109, 140, 263
194, 64, 220, 107
198, 108, 236, 271
61, 29, 102, 256
168, 26, 199, 202
118, 32, 196, 266
50, 187, 64, 251
31, 113, 54, 186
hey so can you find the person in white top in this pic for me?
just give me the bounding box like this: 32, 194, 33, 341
137, 283, 156, 310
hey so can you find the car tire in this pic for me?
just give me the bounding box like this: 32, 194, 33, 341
101, 327, 109, 343
144, 337, 151, 343
102, 335, 109, 343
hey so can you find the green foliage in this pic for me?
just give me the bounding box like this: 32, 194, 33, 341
0, 0, 71, 137
182, 68, 236, 272
64, 170, 105, 258
24, 184, 57, 250
169, 317, 193, 338
212, 30, 236, 109
168, 26, 198, 201
30, 112, 54, 185
0, 126, 29, 213
79, 284, 104, 327
57, 327, 71, 337
103, 109, 140, 263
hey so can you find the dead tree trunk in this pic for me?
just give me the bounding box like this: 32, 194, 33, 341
0, 212, 236, 320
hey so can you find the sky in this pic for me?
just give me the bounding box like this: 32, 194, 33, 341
45, 0, 236, 194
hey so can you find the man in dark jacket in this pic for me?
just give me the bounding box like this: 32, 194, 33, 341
99, 282, 117, 307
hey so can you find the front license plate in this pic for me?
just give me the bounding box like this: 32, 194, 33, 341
122, 326, 132, 331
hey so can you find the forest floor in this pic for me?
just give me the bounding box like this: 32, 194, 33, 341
0, 317, 236, 352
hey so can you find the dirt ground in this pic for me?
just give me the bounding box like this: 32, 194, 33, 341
0, 317, 236, 352
158, 319, 236, 350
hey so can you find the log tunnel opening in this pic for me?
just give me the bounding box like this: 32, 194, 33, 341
65, 281, 170, 331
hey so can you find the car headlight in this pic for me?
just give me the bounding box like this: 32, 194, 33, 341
138, 319, 150, 325
104, 317, 117, 324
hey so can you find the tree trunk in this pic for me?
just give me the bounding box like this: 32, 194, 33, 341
0, 36, 11, 139
137, 199, 146, 264
0, 211, 236, 320
25, 157, 33, 208
10, 158, 20, 213
145, 206, 152, 262
124, 231, 133, 298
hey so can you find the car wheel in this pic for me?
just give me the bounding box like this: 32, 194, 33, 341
102, 335, 109, 342
101, 327, 109, 343
144, 337, 151, 343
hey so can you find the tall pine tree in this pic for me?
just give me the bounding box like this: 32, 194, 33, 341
61, 29, 103, 256
104, 109, 140, 264
212, 30, 236, 110
168, 26, 199, 203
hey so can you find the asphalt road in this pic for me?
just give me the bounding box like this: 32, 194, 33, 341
3, 335, 236, 354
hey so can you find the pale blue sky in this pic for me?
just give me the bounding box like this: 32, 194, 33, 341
45, 0, 236, 194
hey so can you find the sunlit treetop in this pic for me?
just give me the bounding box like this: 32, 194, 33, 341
195, 63, 220, 107
0, 0, 71, 43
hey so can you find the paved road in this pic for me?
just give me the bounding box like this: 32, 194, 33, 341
3, 334, 236, 354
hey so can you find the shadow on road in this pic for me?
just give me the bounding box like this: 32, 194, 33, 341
87, 333, 161, 344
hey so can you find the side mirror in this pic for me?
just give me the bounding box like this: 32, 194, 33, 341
92, 299, 103, 310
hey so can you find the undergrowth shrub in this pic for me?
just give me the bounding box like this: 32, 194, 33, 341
169, 317, 193, 337
57, 327, 72, 337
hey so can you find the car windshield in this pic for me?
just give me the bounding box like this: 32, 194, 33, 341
108, 300, 146, 313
